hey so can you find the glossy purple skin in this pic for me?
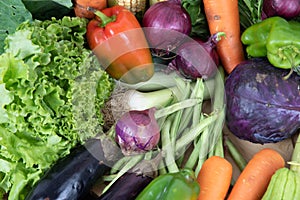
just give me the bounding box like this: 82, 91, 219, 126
225, 58, 300, 144
262, 0, 300, 19
142, 0, 192, 53
169, 40, 217, 80
168, 34, 220, 80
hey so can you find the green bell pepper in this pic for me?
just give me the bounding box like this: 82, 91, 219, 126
241, 16, 300, 73
136, 169, 200, 200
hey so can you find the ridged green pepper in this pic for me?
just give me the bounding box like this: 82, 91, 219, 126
241, 16, 300, 73
136, 169, 200, 200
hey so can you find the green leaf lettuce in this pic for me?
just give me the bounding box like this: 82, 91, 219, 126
0, 16, 114, 200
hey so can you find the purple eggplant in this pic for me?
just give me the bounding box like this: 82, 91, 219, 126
25, 138, 122, 200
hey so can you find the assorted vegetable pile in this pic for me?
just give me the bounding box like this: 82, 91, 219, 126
1, 0, 300, 199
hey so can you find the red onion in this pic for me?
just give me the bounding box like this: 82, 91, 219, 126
262, 0, 300, 19
168, 32, 223, 80
115, 107, 160, 155
142, 0, 192, 56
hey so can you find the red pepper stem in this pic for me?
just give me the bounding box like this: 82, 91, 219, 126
87, 7, 116, 27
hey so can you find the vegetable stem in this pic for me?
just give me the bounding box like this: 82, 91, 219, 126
87, 7, 116, 27
225, 137, 247, 171
102, 154, 144, 194
128, 88, 175, 110
161, 118, 179, 173
290, 134, 300, 174
155, 98, 201, 119
194, 125, 210, 176
175, 112, 219, 153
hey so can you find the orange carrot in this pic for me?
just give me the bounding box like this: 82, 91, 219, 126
227, 148, 285, 200
197, 156, 233, 200
203, 0, 245, 74
73, 0, 107, 19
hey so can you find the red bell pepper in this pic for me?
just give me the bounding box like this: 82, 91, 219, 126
86, 6, 154, 84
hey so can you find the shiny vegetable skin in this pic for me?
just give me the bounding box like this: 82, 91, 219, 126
136, 169, 200, 200
203, 0, 245, 74
197, 156, 232, 200
227, 148, 285, 200
86, 6, 154, 84
25, 139, 113, 200
97, 172, 153, 200
241, 17, 300, 72
225, 58, 300, 143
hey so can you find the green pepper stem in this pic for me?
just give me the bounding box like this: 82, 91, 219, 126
87, 7, 116, 27
279, 45, 297, 80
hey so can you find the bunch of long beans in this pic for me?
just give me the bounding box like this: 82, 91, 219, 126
101, 67, 226, 193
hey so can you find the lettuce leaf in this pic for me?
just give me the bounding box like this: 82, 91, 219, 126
0, 0, 32, 54
0, 16, 114, 200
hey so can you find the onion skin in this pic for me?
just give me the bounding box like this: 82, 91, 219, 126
194, 33, 221, 67
262, 0, 300, 19
142, 0, 192, 56
115, 108, 160, 155
168, 33, 222, 80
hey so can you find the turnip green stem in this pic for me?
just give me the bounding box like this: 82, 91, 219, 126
192, 78, 204, 127
175, 112, 219, 153
169, 79, 191, 146
290, 134, 300, 174
213, 133, 224, 157
102, 154, 144, 194
155, 98, 201, 119
183, 128, 204, 170
225, 138, 247, 171
194, 126, 210, 176
161, 118, 179, 173
110, 155, 131, 174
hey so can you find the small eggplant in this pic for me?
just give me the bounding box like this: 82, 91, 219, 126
25, 137, 122, 200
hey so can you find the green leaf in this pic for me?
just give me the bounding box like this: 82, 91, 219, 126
238, 0, 264, 30
0, 16, 114, 199
181, 0, 209, 39
22, 0, 73, 20
0, 0, 32, 54
4, 29, 41, 60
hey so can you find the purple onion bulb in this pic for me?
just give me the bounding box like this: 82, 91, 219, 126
115, 107, 160, 155
168, 32, 223, 80
142, 0, 192, 56
262, 0, 300, 19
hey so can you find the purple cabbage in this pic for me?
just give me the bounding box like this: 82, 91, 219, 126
225, 58, 300, 144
